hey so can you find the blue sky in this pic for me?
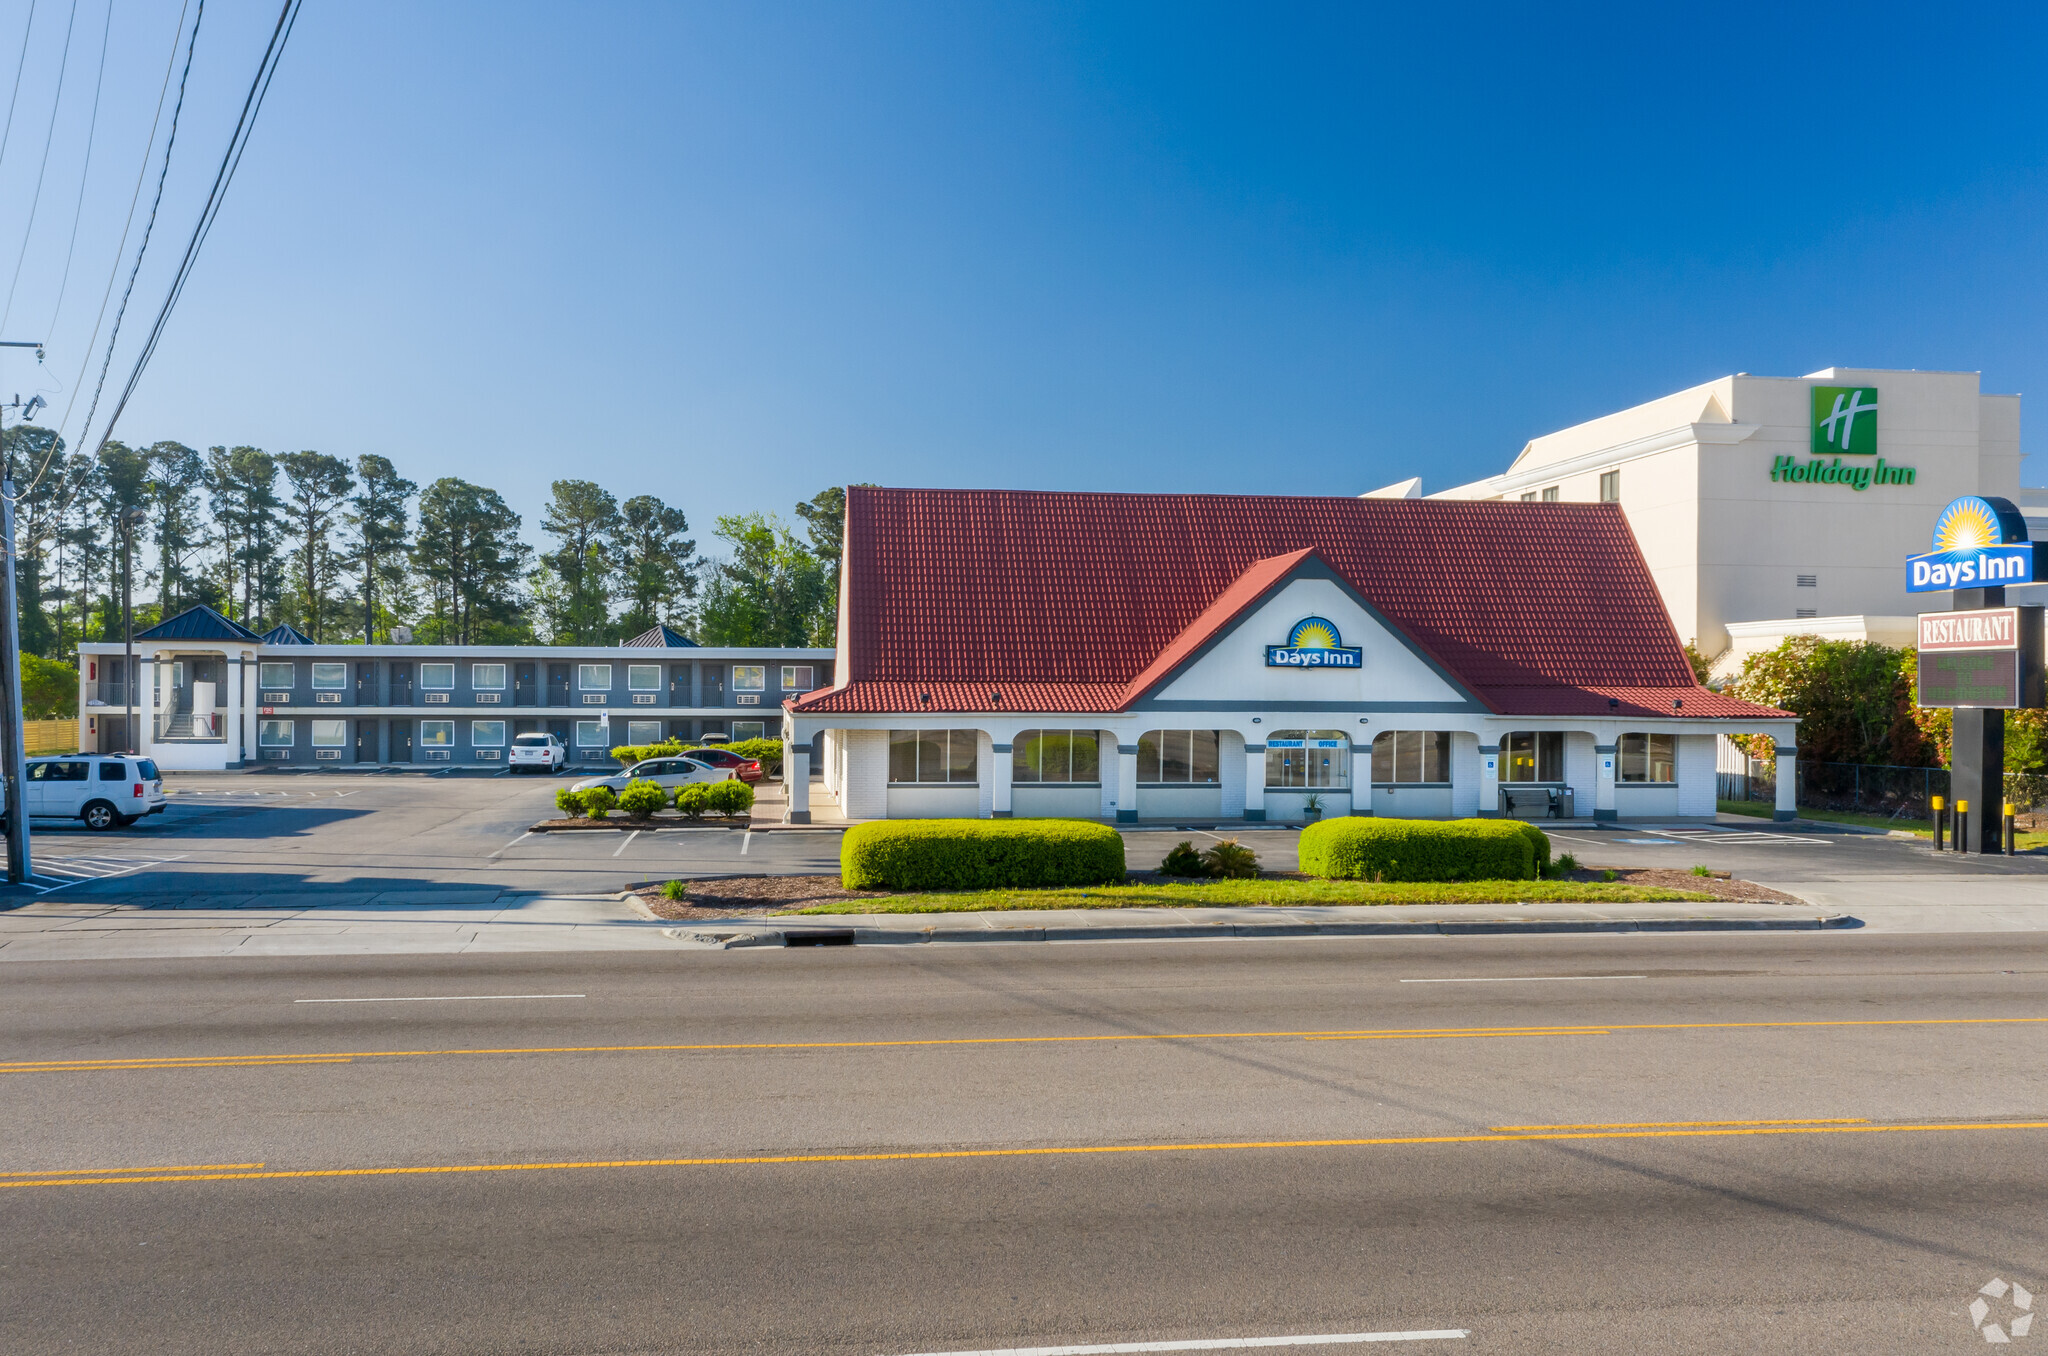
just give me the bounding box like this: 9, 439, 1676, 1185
3, 0, 2046, 540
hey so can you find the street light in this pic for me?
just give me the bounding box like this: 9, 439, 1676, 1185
119, 507, 149, 754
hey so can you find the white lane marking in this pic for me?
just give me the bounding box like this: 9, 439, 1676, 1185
742, 830, 752, 855
613, 830, 641, 857
32, 854, 189, 891
332, 791, 359, 798
1399, 975, 1646, 984
293, 994, 587, 1004
887, 1331, 1468, 1354
489, 831, 534, 861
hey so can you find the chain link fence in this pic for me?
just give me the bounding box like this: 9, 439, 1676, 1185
1719, 760, 1951, 820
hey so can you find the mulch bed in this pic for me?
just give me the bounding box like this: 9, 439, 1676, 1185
633, 866, 1801, 920
535, 816, 751, 831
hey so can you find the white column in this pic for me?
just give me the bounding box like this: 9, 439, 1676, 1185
1116, 742, 1138, 823
1479, 741, 1499, 817
225, 654, 243, 764
1774, 739, 1797, 822
785, 738, 811, 824
1594, 740, 1617, 822
135, 657, 155, 756
1244, 741, 1266, 821
242, 659, 258, 761
991, 741, 1013, 817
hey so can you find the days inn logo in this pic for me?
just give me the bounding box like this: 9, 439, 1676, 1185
1265, 616, 1362, 670
1907, 495, 2042, 592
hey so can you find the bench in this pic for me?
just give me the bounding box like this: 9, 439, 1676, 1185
1499, 786, 1575, 819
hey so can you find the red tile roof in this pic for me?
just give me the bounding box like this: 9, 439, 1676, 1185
788, 488, 1789, 720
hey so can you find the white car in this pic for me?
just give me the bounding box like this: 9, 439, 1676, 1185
508, 732, 566, 773
1, 755, 168, 831
571, 756, 732, 795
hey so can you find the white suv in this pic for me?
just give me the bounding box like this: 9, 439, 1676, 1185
3, 755, 168, 831
508, 732, 566, 774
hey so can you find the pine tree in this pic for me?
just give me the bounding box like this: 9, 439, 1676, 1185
278, 451, 356, 640
538, 479, 621, 643
345, 454, 416, 643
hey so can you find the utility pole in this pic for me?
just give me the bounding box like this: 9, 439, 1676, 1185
0, 346, 47, 886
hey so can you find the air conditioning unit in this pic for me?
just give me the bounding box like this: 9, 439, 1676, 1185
736, 694, 760, 705
316, 692, 341, 703
474, 749, 502, 760
582, 694, 607, 704
475, 693, 501, 703
315, 749, 341, 760
263, 692, 290, 703
423, 748, 451, 760
262, 748, 289, 760
424, 692, 449, 704
632, 694, 656, 704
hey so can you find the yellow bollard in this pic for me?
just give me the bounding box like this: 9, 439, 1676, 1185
2005, 801, 2018, 856
1932, 794, 1946, 851
1958, 799, 1971, 855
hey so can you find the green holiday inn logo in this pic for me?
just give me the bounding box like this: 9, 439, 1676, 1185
1772, 383, 1913, 490
1812, 385, 1878, 456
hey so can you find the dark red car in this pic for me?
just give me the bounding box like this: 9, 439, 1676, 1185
680, 747, 764, 783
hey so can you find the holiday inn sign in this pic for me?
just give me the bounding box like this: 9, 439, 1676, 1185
1768, 384, 1919, 490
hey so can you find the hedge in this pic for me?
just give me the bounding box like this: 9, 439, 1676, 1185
1297, 817, 1541, 882
842, 819, 1126, 891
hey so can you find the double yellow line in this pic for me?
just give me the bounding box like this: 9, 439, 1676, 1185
7, 1119, 2048, 1192
5, 1014, 2045, 1076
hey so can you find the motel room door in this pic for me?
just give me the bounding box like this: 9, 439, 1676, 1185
389, 719, 413, 763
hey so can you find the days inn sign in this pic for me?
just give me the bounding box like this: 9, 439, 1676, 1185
1906, 495, 2048, 593
1266, 616, 1362, 669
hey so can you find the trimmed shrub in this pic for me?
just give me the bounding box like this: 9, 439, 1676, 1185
674, 782, 711, 818
725, 737, 784, 775
1158, 840, 1210, 877
1298, 817, 1536, 882
707, 779, 755, 818
842, 819, 1127, 891
1516, 821, 1551, 874
619, 780, 667, 820
610, 741, 684, 766
554, 787, 588, 819
582, 785, 618, 820
1203, 839, 1259, 880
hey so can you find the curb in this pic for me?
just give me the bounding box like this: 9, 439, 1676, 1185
669, 912, 1860, 948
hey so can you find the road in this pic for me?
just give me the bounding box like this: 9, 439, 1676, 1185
4, 931, 2045, 1353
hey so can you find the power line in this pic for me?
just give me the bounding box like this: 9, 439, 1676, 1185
0, 0, 38, 178
40, 0, 109, 344
0, 0, 82, 332
85, 0, 301, 466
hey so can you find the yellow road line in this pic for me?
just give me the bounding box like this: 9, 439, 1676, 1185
4, 1015, 2044, 1075
5, 1122, 2045, 1192
0, 1162, 263, 1177
1490, 1118, 1867, 1131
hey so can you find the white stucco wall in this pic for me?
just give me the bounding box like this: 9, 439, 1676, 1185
1450, 731, 1480, 818
1677, 733, 1717, 817
1564, 732, 1596, 812
839, 729, 888, 820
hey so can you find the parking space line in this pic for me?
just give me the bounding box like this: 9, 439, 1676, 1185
613, 831, 640, 857
742, 831, 752, 855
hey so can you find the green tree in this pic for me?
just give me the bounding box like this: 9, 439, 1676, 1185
344, 454, 416, 643
411, 478, 531, 644
793, 483, 866, 645
95, 442, 151, 641
4, 422, 68, 656
206, 446, 283, 627
277, 451, 356, 640
1727, 637, 1934, 768
696, 513, 831, 646
611, 494, 697, 637
537, 479, 620, 643
20, 652, 77, 718
144, 441, 205, 617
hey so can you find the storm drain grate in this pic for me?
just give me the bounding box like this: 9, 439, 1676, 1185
782, 929, 856, 947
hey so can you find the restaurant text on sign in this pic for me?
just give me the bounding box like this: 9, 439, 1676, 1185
1918, 609, 2020, 653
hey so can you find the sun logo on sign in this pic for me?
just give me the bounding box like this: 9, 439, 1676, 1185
1286, 617, 1341, 649
1935, 499, 2003, 555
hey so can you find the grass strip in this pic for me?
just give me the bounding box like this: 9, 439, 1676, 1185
783, 879, 1717, 914
1718, 799, 2048, 848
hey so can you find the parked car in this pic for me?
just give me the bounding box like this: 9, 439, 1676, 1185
0, 755, 167, 831
679, 747, 765, 783
508, 732, 567, 774
570, 756, 732, 796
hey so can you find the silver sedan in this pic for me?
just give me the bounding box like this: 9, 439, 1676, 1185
570, 756, 733, 795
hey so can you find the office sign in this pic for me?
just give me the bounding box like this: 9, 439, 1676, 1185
1905, 495, 2048, 593
1265, 616, 1362, 670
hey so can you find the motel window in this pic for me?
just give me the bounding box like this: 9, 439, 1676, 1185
575, 720, 608, 748
579, 664, 612, 691
1369, 730, 1450, 784
419, 720, 454, 748
1502, 731, 1564, 782
1540, 486, 1560, 502
420, 663, 455, 690
310, 720, 346, 748
311, 663, 347, 690
258, 719, 294, 747
1519, 492, 1537, 502
1599, 470, 1620, 502
732, 665, 765, 692
889, 729, 978, 784
258, 662, 294, 689
472, 663, 507, 690
1013, 730, 1101, 784
731, 720, 766, 742
1138, 730, 1221, 784
1268, 730, 1350, 788
627, 665, 660, 692
781, 665, 815, 691
1619, 733, 1676, 784
470, 720, 507, 748
626, 720, 664, 745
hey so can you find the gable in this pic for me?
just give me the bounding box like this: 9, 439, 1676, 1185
1142, 576, 1477, 711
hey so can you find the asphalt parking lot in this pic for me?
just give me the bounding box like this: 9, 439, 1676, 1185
0, 770, 2041, 906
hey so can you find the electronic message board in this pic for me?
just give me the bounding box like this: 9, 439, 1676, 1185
1916, 607, 2045, 710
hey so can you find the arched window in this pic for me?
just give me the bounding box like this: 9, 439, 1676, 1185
1266, 730, 1349, 788
1137, 730, 1221, 784
1619, 733, 1675, 783
1013, 730, 1102, 783
1370, 731, 1450, 784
